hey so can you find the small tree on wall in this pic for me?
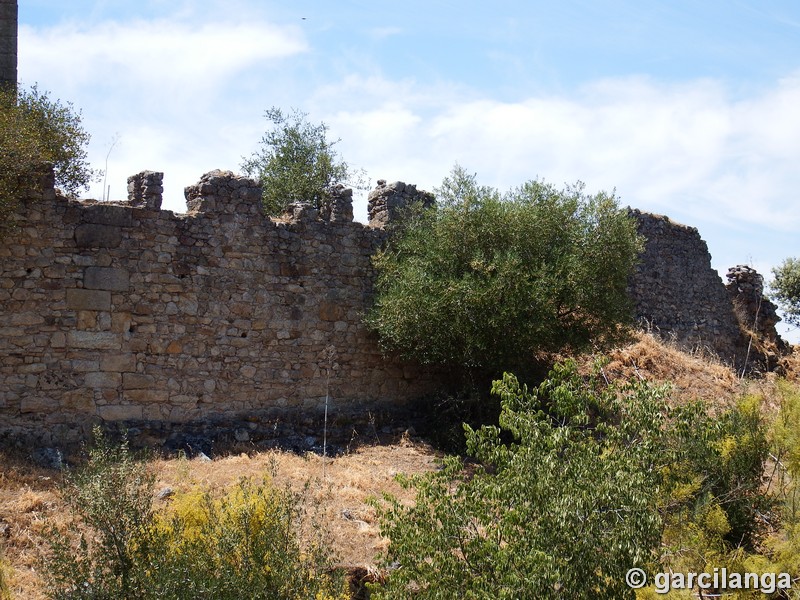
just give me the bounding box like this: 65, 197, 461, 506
0, 84, 97, 230
241, 107, 365, 217
772, 257, 800, 327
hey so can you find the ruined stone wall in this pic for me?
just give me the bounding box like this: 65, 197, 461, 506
0, 0, 16, 90
628, 209, 746, 364
1, 174, 782, 448
0, 170, 441, 448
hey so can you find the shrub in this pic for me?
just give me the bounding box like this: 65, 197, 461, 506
0, 85, 96, 229
241, 107, 365, 216
372, 362, 668, 599
41, 428, 344, 600
0, 552, 10, 600
365, 165, 643, 378
42, 427, 155, 599
372, 361, 774, 599
145, 479, 347, 599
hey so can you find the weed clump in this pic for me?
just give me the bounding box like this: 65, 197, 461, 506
41, 427, 345, 600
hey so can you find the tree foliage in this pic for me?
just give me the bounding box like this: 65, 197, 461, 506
0, 84, 96, 227
241, 107, 364, 216
365, 165, 644, 375
771, 257, 800, 327
371, 362, 773, 599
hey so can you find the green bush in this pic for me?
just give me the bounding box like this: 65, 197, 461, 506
241, 107, 365, 216
372, 362, 668, 599
43, 427, 155, 599
0, 552, 11, 600
365, 165, 643, 378
145, 480, 346, 599
372, 362, 774, 599
0, 85, 96, 229
771, 257, 800, 327
41, 428, 344, 600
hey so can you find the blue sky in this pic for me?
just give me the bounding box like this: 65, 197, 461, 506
17, 0, 800, 341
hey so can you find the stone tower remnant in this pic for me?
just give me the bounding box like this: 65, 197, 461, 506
0, 0, 16, 92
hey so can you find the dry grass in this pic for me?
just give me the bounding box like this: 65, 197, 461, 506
596, 331, 744, 406
152, 436, 440, 568
0, 438, 440, 599
0, 453, 61, 600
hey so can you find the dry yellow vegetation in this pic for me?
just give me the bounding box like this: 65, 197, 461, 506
0, 436, 439, 599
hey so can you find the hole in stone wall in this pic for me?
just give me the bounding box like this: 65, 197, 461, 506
129, 324, 136, 333
26, 268, 32, 274
241, 332, 248, 338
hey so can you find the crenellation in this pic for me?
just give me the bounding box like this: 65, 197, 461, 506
1, 170, 446, 448
367, 179, 435, 227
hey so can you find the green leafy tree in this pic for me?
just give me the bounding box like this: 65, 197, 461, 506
0, 84, 96, 228
241, 107, 364, 216
372, 362, 668, 599
365, 165, 644, 376
371, 362, 774, 599
771, 257, 800, 327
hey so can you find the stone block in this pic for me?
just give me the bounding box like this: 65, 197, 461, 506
170, 394, 198, 405
111, 312, 132, 333
66, 289, 111, 311
97, 404, 143, 420
62, 389, 97, 412
82, 205, 134, 227
50, 332, 66, 348
84, 267, 130, 291
84, 372, 121, 388
122, 373, 155, 388
67, 331, 121, 350
123, 389, 169, 403
319, 301, 344, 322
100, 353, 137, 372
20, 396, 58, 413
77, 310, 97, 329
166, 340, 182, 354
1, 312, 44, 326
74, 224, 122, 248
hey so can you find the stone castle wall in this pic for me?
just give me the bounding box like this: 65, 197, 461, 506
0, 173, 783, 448
627, 209, 746, 363
0, 170, 442, 448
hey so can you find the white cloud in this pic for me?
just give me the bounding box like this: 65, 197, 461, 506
368, 26, 403, 40
19, 19, 307, 97
18, 14, 309, 210
17, 12, 800, 240
320, 73, 800, 234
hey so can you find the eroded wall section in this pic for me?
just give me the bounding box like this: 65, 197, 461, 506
0, 170, 440, 446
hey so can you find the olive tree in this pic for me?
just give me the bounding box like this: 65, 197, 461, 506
0, 84, 96, 228
241, 107, 365, 216
772, 257, 800, 327
365, 165, 643, 376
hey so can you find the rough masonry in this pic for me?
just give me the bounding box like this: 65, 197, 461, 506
0, 173, 785, 449
0, 170, 442, 449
